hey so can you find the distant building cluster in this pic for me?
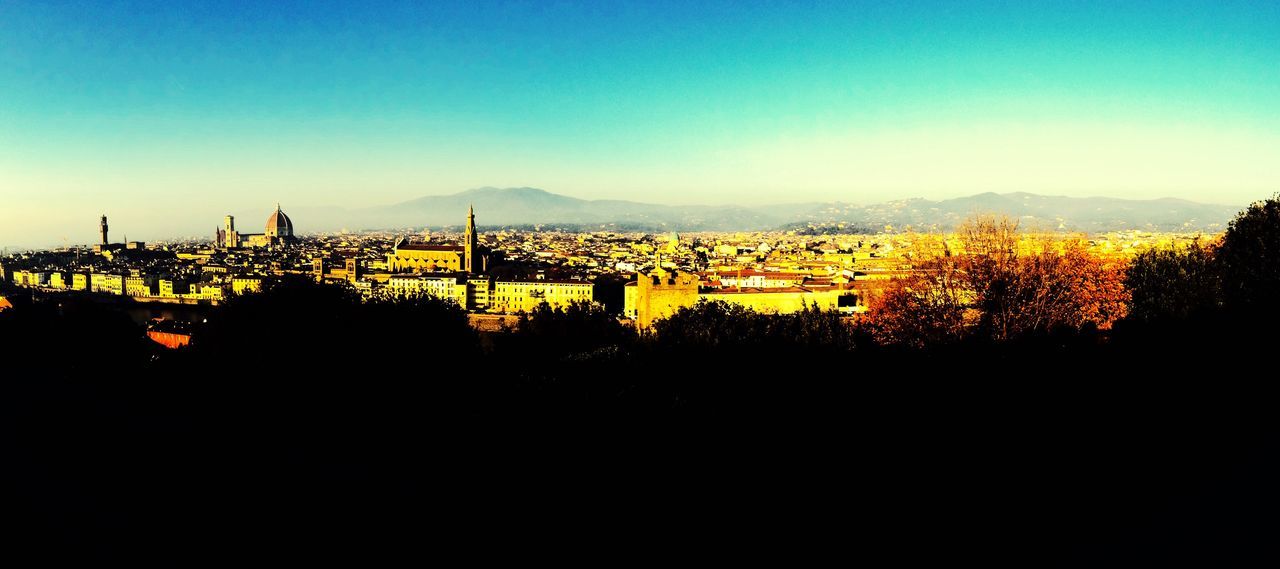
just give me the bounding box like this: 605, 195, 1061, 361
1, 201, 1212, 328
377, 205, 593, 312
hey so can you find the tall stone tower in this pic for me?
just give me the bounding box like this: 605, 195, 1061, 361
99, 215, 109, 245
635, 265, 700, 329
223, 215, 236, 249
464, 204, 478, 274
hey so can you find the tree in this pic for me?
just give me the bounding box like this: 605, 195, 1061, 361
958, 215, 1021, 341
1124, 239, 1219, 323
1216, 197, 1280, 311
514, 300, 635, 359
865, 255, 971, 348
867, 215, 1128, 346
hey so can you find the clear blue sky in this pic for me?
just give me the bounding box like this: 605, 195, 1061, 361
2, 0, 1278, 246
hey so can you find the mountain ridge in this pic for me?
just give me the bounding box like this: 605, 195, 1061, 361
347, 187, 1239, 233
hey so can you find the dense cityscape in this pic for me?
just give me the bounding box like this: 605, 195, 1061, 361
0, 198, 1215, 343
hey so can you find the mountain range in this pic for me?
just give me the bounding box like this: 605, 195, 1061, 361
324, 187, 1238, 233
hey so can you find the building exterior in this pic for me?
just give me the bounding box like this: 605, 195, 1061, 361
387, 243, 466, 272
629, 267, 700, 328
625, 266, 862, 328
386, 205, 487, 274
490, 279, 594, 313
12, 270, 50, 288
386, 272, 593, 313
125, 275, 155, 297
314, 256, 362, 283
231, 277, 263, 295
386, 273, 469, 306
159, 279, 190, 297
89, 273, 125, 295
217, 205, 296, 249
700, 286, 857, 314
464, 204, 480, 273
466, 276, 491, 309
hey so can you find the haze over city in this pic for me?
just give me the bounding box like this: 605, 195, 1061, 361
3, 0, 1279, 248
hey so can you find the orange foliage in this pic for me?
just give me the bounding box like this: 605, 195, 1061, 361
867, 216, 1130, 346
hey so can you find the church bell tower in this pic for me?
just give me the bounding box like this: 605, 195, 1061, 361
464, 204, 478, 274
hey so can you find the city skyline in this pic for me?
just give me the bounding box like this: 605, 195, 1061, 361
0, 186, 1248, 251
4, 1, 1279, 247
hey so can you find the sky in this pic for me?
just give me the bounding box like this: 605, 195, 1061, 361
2, 0, 1279, 247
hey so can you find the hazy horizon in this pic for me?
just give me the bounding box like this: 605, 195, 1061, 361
4, 1, 1279, 247
0, 186, 1251, 251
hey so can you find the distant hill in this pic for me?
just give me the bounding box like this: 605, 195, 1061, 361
362, 187, 781, 231
337, 187, 1240, 233
789, 192, 1239, 233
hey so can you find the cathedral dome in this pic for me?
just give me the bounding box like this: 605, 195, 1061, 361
266, 204, 293, 238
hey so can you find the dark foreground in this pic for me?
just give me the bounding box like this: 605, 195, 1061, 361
1, 284, 1277, 566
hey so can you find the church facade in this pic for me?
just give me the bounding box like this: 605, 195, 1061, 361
386, 205, 487, 273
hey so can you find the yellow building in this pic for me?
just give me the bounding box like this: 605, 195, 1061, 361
711, 270, 807, 288
628, 268, 700, 329
387, 206, 486, 274
13, 270, 49, 287
467, 276, 492, 310
387, 243, 465, 272
89, 273, 124, 295
159, 279, 190, 297
385, 273, 468, 307
626, 268, 863, 328
491, 279, 594, 313
231, 277, 263, 295
192, 283, 225, 302
125, 275, 155, 297
700, 286, 856, 314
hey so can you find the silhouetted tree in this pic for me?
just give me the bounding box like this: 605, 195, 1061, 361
1124, 238, 1220, 323
514, 300, 635, 360
1216, 196, 1280, 312
651, 300, 858, 352
650, 300, 769, 349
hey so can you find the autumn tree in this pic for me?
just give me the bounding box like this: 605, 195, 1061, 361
865, 254, 971, 348
868, 215, 1129, 346
958, 215, 1021, 340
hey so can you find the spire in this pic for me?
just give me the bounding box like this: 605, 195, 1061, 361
464, 204, 478, 274
276, 202, 282, 213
